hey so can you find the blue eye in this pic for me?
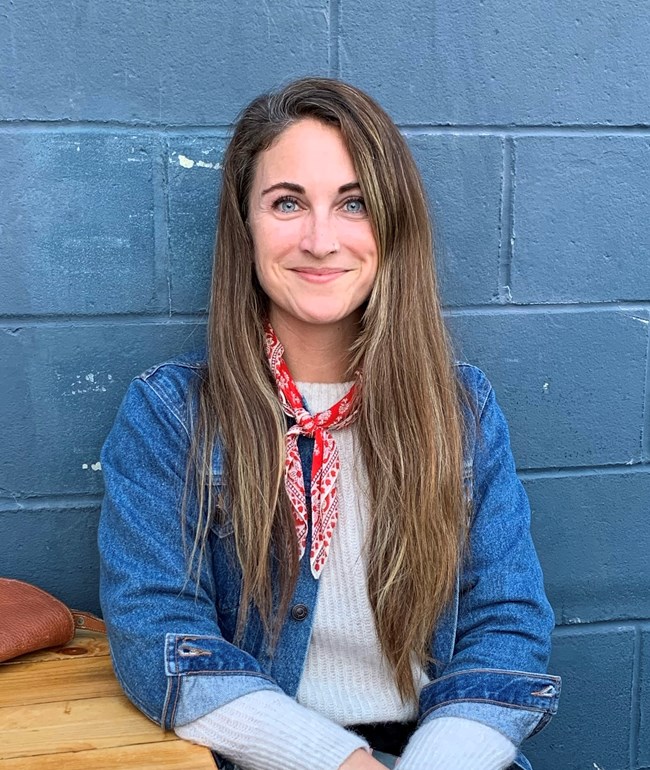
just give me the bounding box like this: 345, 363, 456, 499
343, 197, 366, 214
275, 197, 299, 213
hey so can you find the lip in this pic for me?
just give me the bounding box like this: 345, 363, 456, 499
291, 267, 349, 284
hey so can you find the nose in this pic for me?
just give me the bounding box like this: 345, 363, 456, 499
299, 209, 339, 258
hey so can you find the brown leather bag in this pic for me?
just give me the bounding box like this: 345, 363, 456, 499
0, 578, 106, 663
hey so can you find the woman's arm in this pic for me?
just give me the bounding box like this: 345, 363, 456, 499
398, 716, 515, 770
99, 366, 283, 729
176, 690, 378, 770
414, 366, 560, 760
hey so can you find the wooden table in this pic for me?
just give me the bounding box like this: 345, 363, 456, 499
0, 630, 216, 769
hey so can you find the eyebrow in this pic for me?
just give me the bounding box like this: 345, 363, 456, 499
261, 181, 362, 196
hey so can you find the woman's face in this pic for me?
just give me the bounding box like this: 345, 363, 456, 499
248, 119, 378, 336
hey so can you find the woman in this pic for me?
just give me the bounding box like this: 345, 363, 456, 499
99, 78, 560, 770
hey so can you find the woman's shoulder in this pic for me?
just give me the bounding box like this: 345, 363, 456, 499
453, 361, 493, 415
121, 349, 208, 433
138, 348, 207, 385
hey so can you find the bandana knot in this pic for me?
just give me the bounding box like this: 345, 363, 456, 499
264, 323, 360, 578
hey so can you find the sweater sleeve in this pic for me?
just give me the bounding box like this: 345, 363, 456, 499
175, 689, 369, 770
398, 716, 516, 770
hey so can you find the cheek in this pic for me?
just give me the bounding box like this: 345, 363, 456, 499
359, 233, 379, 293
252, 251, 278, 297
358, 233, 379, 277
364, 261, 379, 298
252, 221, 297, 268
348, 221, 377, 259
252, 240, 290, 298
250, 227, 277, 280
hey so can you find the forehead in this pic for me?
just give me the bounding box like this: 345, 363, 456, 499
252, 118, 357, 188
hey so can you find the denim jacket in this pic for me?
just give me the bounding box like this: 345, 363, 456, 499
98, 352, 561, 770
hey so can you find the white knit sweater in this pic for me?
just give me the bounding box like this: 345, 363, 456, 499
176, 382, 516, 770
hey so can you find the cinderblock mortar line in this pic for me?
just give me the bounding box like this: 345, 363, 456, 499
497, 137, 514, 303
151, 134, 172, 316
445, 301, 650, 317
518, 464, 650, 480
328, 0, 340, 77
631, 626, 642, 768
641, 310, 650, 462
554, 621, 639, 635
2, 304, 650, 326
4, 121, 650, 135
0, 493, 103, 513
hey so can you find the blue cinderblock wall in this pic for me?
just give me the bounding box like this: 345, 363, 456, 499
1, 2, 649, 767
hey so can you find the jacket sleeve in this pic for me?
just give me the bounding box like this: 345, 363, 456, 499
98, 375, 282, 729
418, 368, 561, 754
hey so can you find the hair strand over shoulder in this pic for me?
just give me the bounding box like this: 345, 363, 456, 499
186, 77, 470, 701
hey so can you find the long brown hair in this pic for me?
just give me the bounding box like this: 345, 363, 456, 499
188, 78, 468, 702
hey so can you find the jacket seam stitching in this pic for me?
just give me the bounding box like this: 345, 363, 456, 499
140, 361, 203, 381
114, 661, 161, 725
169, 670, 279, 680
169, 669, 182, 727
167, 640, 184, 727
477, 382, 493, 419
161, 674, 174, 729
455, 363, 492, 415
427, 668, 560, 684
421, 699, 551, 722
139, 378, 191, 439
173, 633, 226, 641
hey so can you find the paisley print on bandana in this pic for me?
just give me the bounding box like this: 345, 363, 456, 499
264, 323, 360, 578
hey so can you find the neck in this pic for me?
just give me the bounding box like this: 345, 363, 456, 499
269, 312, 359, 383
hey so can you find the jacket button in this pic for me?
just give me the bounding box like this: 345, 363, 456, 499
291, 603, 309, 621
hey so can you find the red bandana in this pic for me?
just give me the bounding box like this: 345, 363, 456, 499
264, 323, 360, 578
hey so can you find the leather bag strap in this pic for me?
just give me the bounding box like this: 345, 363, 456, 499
71, 611, 106, 634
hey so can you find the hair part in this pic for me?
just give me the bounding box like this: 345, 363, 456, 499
186, 77, 469, 702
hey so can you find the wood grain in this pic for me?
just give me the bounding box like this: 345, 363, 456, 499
0, 740, 216, 769
0, 631, 110, 665
0, 631, 215, 767
0, 656, 121, 707
0, 694, 179, 758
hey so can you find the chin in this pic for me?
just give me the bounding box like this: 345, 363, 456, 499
271, 298, 362, 330
290, 303, 348, 326
298, 314, 348, 327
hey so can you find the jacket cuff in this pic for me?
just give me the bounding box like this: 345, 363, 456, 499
163, 633, 282, 728
419, 669, 561, 744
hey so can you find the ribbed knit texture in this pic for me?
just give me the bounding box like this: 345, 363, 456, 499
399, 715, 517, 770
175, 382, 517, 770
175, 689, 369, 770
295, 381, 428, 723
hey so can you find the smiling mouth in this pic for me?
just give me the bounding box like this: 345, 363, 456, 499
291, 268, 349, 283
